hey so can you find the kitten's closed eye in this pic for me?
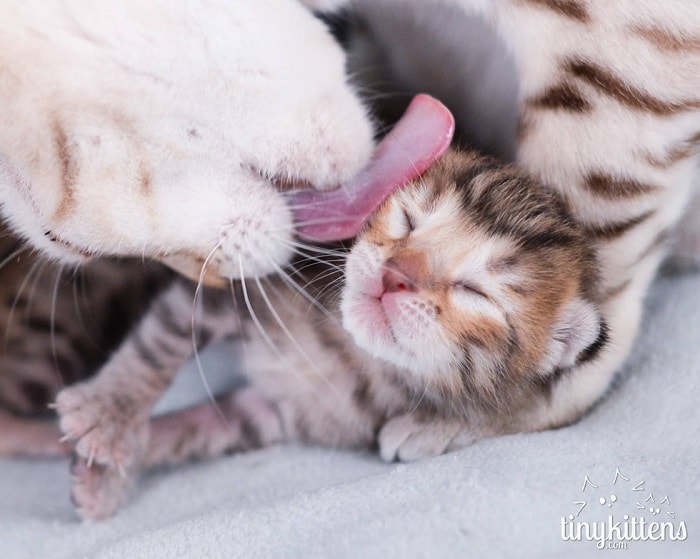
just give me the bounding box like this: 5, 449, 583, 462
386, 205, 417, 239
403, 209, 416, 233
342, 148, 600, 393
453, 281, 488, 299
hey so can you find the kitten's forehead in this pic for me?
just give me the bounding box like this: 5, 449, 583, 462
379, 176, 514, 267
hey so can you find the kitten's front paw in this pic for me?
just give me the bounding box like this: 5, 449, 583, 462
378, 414, 474, 462
55, 383, 148, 472
70, 456, 136, 520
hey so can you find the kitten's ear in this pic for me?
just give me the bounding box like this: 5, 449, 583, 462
544, 298, 606, 371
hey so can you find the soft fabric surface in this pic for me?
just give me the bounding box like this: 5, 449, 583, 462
1, 266, 698, 558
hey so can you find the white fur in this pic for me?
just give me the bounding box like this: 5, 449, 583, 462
3, 0, 698, 447
340, 0, 699, 434
0, 0, 374, 279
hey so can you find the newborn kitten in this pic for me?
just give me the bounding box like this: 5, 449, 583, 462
0, 226, 170, 455
53, 148, 605, 518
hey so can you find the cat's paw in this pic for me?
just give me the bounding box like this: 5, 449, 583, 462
378, 414, 475, 462
55, 383, 148, 471
70, 456, 135, 520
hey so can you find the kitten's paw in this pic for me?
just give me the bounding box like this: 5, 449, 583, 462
70, 456, 135, 520
55, 383, 148, 471
378, 414, 474, 462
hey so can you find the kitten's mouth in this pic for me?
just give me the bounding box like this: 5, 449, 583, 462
366, 294, 398, 345
289, 94, 454, 242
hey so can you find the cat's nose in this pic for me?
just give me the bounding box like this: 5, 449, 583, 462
382, 256, 420, 293
382, 267, 415, 293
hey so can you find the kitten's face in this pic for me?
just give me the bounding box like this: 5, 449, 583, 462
342, 151, 602, 396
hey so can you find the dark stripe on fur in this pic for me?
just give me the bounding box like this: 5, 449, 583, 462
522, 0, 589, 23
584, 211, 654, 240
584, 173, 660, 199
51, 117, 78, 218
528, 83, 592, 112
462, 169, 581, 250
140, 167, 153, 195
576, 319, 609, 365
152, 299, 191, 339
632, 26, 700, 52
567, 59, 700, 116
132, 330, 165, 370
647, 131, 700, 168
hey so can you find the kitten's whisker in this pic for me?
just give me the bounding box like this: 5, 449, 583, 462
309, 273, 345, 305
23, 260, 49, 322
291, 257, 345, 277
264, 257, 339, 326
269, 235, 348, 276
276, 237, 348, 259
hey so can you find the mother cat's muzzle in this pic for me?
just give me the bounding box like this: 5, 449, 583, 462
166, 95, 455, 287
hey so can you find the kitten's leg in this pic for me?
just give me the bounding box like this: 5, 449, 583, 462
0, 410, 68, 456
143, 388, 285, 468
55, 280, 236, 518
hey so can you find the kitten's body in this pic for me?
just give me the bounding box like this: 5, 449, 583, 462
0, 0, 698, 520
50, 150, 605, 517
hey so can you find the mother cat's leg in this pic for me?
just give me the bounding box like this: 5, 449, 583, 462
495, 0, 699, 429
312, 0, 698, 430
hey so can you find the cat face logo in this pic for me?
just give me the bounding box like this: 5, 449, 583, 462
599, 494, 617, 508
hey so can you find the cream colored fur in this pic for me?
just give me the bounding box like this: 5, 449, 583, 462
0, 0, 373, 279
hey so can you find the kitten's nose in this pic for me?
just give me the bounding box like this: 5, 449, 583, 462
382, 255, 422, 293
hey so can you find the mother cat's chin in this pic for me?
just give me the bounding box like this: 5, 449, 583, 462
0, 0, 376, 279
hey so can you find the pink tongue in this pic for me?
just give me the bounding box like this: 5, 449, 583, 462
291, 94, 455, 241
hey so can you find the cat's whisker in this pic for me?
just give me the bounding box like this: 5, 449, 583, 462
251, 275, 346, 401
24, 260, 50, 322
263, 256, 339, 326
0, 245, 29, 273
3, 258, 45, 349
291, 257, 345, 277
294, 263, 344, 290
274, 236, 349, 259
70, 269, 93, 348
268, 235, 348, 276
50, 264, 66, 387
190, 238, 229, 425
237, 257, 292, 368
308, 272, 345, 306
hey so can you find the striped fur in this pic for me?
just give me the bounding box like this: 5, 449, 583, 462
0, 0, 697, 520
44, 150, 603, 518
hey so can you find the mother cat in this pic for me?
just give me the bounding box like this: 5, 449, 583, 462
1, 0, 698, 513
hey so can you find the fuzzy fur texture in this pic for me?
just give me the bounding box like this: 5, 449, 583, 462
47, 150, 607, 518
0, 0, 698, 520
0, 0, 373, 279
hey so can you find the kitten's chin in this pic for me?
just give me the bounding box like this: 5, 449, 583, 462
341, 292, 398, 352
341, 290, 429, 373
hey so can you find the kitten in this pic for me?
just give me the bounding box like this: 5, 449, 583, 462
0, 222, 171, 454
51, 149, 606, 518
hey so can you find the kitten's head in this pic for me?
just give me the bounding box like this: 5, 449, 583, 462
342, 150, 604, 400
